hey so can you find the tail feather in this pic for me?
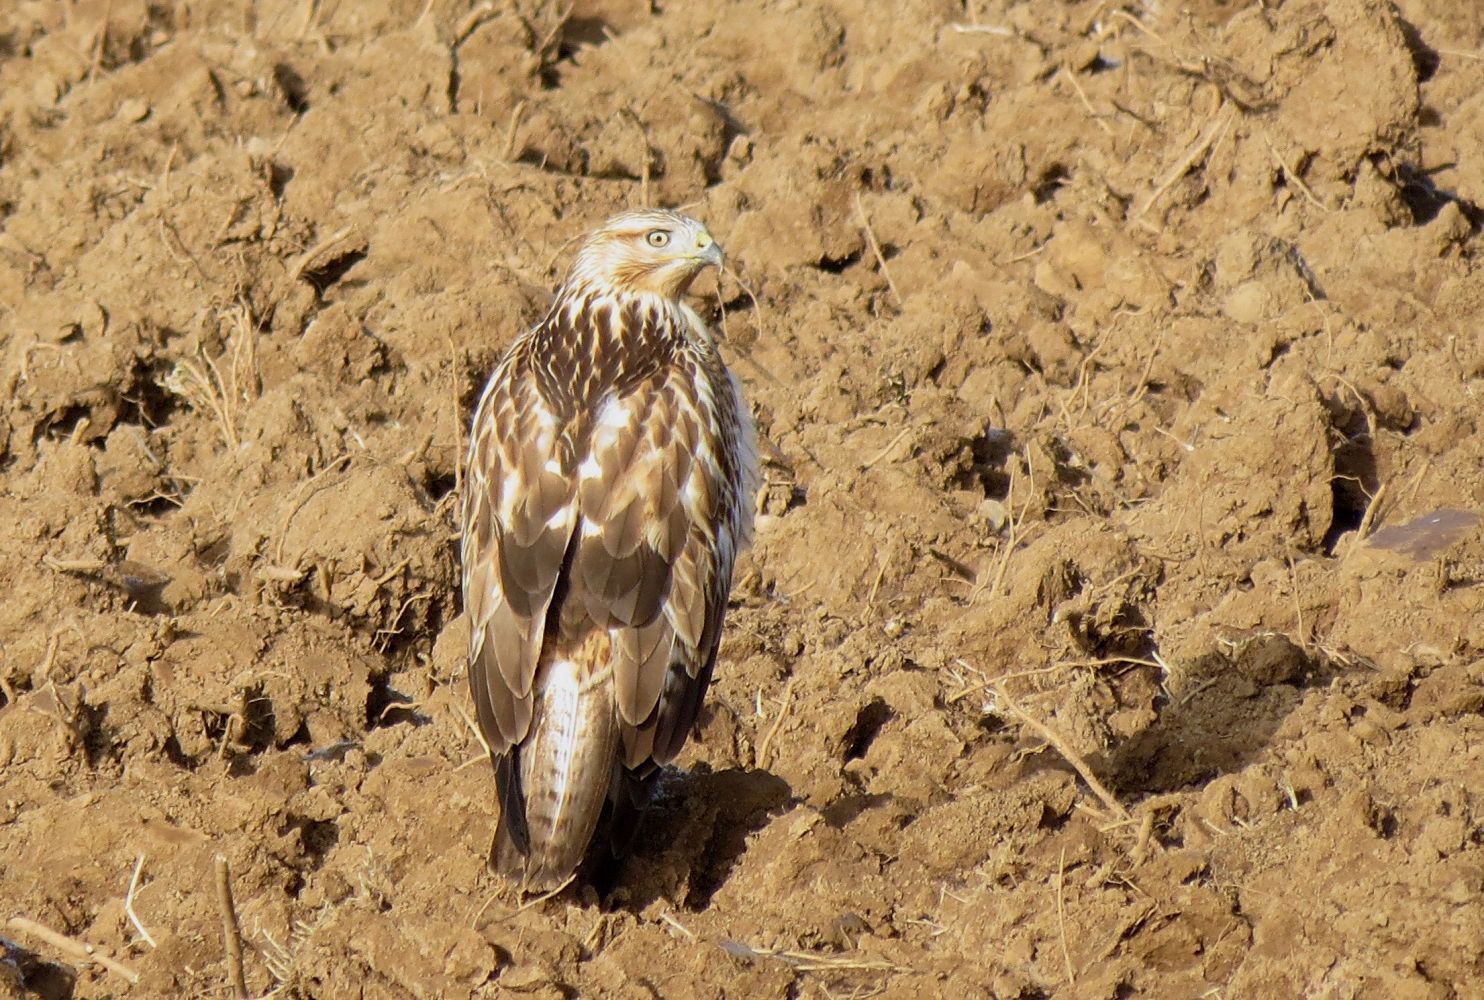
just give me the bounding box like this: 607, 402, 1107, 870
607, 765, 658, 862
492, 641, 618, 892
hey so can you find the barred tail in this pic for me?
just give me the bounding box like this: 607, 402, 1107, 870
492, 637, 618, 892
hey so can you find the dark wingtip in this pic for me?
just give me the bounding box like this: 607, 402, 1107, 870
495, 752, 532, 856
608, 767, 659, 860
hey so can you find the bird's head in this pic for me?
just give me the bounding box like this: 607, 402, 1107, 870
566, 209, 723, 300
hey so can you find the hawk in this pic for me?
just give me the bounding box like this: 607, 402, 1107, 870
462, 209, 759, 891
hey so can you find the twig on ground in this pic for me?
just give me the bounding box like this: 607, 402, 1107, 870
5, 916, 140, 985
453, 2, 497, 44
1262, 133, 1330, 212
1131, 810, 1157, 863
947, 22, 1014, 36
986, 682, 1130, 821
454, 703, 493, 757
865, 552, 890, 609
853, 192, 902, 308
716, 264, 782, 388
860, 427, 913, 471
755, 674, 799, 770
1055, 846, 1076, 985
501, 99, 529, 160
470, 873, 576, 929
1056, 848, 1080, 979
721, 939, 902, 973
214, 854, 249, 1000
977, 458, 1040, 601
1061, 63, 1112, 134
622, 109, 653, 207
1133, 101, 1231, 223
658, 912, 696, 940
946, 656, 1163, 705
1350, 482, 1387, 551
125, 854, 157, 949
87, 0, 114, 86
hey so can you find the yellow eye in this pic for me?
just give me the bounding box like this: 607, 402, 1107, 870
646, 230, 671, 248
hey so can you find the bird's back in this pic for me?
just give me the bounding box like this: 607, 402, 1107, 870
463, 210, 756, 892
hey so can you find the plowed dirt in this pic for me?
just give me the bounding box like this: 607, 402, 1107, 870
2, 1, 1484, 997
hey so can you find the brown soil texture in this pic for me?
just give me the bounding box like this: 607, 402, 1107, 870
2, 0, 1484, 997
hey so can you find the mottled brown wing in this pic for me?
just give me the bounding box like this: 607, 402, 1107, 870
462, 348, 579, 755
572, 363, 742, 772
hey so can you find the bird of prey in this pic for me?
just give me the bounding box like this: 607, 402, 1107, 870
461, 209, 759, 891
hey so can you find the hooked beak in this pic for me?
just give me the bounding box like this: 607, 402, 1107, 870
693, 230, 724, 268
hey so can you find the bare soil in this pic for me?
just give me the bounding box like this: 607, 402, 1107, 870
2, 0, 1484, 997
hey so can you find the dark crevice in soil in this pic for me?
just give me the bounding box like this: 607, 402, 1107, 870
365, 676, 424, 730
1393, 161, 1483, 227
841, 699, 892, 762
1322, 393, 1379, 554
239, 685, 278, 753
272, 63, 309, 114
1032, 163, 1070, 203
815, 247, 863, 274
1394, 15, 1440, 81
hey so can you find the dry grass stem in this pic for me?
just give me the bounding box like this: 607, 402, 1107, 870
1353, 482, 1386, 544
860, 427, 914, 471
1262, 133, 1331, 212
658, 912, 697, 940
722, 940, 902, 974
1062, 64, 1112, 133
42, 555, 107, 574
454, 2, 497, 44
470, 873, 576, 929
977, 457, 1040, 602
87, 0, 114, 86
946, 656, 1162, 705
988, 682, 1130, 821
125, 853, 158, 948
1285, 556, 1309, 653
6, 915, 140, 985
756, 673, 799, 770
501, 98, 529, 159
853, 192, 902, 308
160, 306, 261, 451
1134, 102, 1232, 222
1131, 810, 1157, 863
272, 454, 352, 566
716, 264, 783, 390
622, 109, 653, 207
948, 22, 1015, 36
455, 703, 493, 757
865, 553, 890, 608
215, 854, 249, 1000
1056, 846, 1076, 984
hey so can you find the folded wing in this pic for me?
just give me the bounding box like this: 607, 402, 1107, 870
463, 349, 745, 779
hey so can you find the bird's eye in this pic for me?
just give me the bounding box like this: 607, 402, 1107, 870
646, 230, 671, 248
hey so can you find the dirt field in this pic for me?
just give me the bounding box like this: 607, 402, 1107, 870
2, 0, 1483, 996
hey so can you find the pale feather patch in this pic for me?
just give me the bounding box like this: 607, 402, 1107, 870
595, 394, 628, 430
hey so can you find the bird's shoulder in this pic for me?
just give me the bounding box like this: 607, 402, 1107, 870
496, 291, 724, 419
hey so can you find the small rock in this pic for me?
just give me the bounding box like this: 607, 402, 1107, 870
116, 97, 151, 122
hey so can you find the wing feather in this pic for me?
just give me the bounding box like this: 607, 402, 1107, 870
578, 363, 754, 772
463, 355, 578, 754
